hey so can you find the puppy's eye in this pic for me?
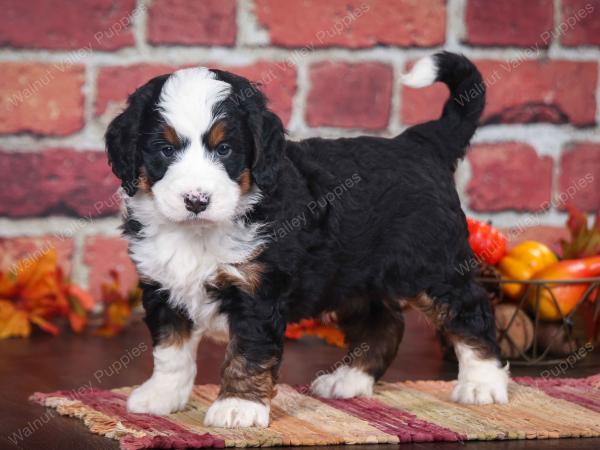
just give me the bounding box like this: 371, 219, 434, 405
215, 143, 232, 158
161, 145, 175, 157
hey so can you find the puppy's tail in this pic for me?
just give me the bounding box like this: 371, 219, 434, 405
401, 52, 485, 165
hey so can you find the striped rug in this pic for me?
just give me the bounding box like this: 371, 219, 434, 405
31, 374, 600, 450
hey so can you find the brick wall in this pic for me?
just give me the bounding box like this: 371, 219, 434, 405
1, 0, 599, 297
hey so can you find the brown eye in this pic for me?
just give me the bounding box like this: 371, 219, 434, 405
161, 145, 175, 157
216, 143, 232, 158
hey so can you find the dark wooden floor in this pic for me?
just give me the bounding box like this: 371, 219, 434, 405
1, 309, 600, 450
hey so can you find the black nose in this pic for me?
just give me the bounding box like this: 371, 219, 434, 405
184, 192, 210, 214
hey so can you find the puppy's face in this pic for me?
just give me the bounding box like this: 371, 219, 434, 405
140, 68, 252, 223
106, 67, 284, 224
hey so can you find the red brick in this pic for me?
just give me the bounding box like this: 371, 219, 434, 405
0, 0, 136, 50
0, 149, 120, 218
558, 143, 600, 211
83, 236, 137, 300
465, 0, 554, 47
306, 62, 392, 129
254, 0, 445, 48
401, 83, 449, 127
96, 61, 296, 126
561, 0, 600, 46
148, 0, 236, 46
467, 143, 553, 212
95, 64, 177, 126
0, 236, 74, 276
402, 60, 598, 127
0, 63, 85, 136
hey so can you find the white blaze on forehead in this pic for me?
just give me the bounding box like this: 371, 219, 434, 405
158, 67, 231, 140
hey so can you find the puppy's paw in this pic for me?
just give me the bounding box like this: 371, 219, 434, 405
311, 366, 374, 399
127, 379, 191, 415
204, 397, 270, 428
451, 363, 509, 405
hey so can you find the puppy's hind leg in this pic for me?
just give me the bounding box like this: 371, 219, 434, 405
412, 283, 509, 405
311, 298, 404, 399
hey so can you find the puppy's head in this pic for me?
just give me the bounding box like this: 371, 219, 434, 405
106, 67, 284, 223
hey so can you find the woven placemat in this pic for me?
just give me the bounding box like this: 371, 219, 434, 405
31, 374, 600, 449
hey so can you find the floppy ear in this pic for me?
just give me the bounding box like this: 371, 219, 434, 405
250, 110, 285, 193
209, 69, 285, 192
105, 75, 168, 196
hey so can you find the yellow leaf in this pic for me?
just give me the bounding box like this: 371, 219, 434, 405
0, 307, 31, 339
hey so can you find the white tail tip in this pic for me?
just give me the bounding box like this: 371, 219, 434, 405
400, 56, 438, 88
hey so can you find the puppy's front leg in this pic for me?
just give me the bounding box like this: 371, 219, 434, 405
127, 283, 200, 415
204, 304, 284, 428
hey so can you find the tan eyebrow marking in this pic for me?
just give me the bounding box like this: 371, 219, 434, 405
208, 120, 227, 148
163, 125, 181, 146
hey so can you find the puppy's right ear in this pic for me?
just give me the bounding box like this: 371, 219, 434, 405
105, 75, 168, 196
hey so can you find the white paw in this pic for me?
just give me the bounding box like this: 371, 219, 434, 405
451, 362, 509, 405
204, 397, 270, 428
127, 378, 191, 415
311, 366, 374, 399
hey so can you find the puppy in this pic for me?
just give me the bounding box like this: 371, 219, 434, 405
105, 52, 509, 428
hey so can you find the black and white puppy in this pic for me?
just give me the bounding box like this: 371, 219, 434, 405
105, 52, 509, 428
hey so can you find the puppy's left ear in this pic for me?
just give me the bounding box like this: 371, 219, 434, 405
105, 74, 168, 196
106, 108, 142, 196
250, 109, 285, 193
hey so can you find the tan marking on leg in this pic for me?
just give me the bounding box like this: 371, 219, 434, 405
219, 343, 277, 405
409, 294, 497, 360
336, 297, 404, 380
448, 334, 497, 361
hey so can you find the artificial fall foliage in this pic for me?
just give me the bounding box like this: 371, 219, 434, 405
94, 270, 142, 337
285, 318, 345, 348
561, 206, 600, 259
0, 249, 95, 339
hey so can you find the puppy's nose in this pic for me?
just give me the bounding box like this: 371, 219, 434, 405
184, 192, 210, 214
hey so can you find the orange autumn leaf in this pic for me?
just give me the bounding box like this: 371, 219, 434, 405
306, 324, 346, 348
94, 303, 131, 337
68, 311, 87, 334
30, 314, 60, 336
0, 272, 19, 298
94, 271, 140, 337
284, 324, 303, 340
285, 318, 345, 348
18, 250, 58, 300
66, 284, 96, 311
0, 248, 95, 338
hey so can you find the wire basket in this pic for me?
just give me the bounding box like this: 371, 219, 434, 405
477, 276, 600, 365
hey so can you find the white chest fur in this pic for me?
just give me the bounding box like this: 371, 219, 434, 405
125, 193, 263, 336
